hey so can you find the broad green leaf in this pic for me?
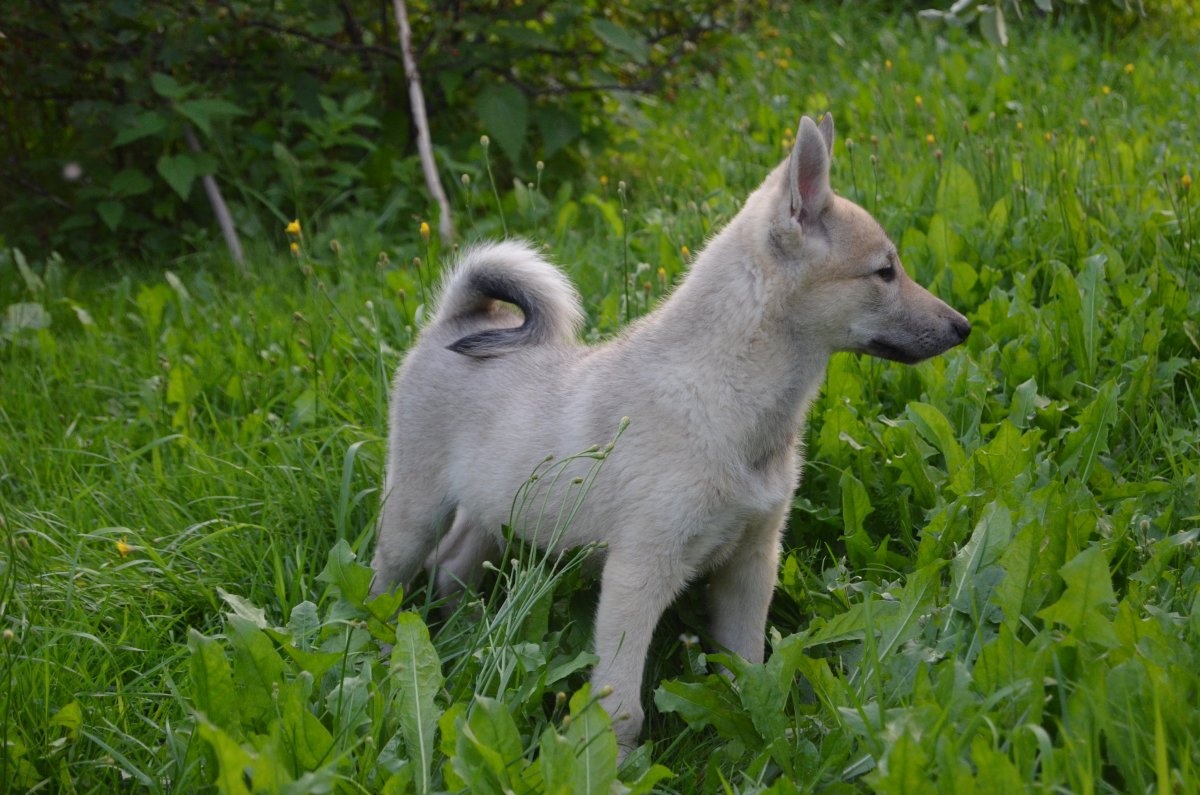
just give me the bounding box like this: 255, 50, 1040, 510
277, 644, 345, 681
96, 200, 124, 231
935, 162, 981, 225
439, 702, 468, 791
877, 563, 943, 658
49, 701, 83, 740
166, 364, 200, 409
725, 633, 807, 743
316, 539, 374, 608
13, 249, 43, 293
1036, 545, 1118, 647
992, 522, 1039, 630
287, 601, 320, 649
114, 111, 167, 146
840, 469, 874, 569
974, 623, 1036, 694
194, 720, 256, 795
1058, 379, 1120, 482
582, 194, 624, 237
218, 588, 269, 629
970, 735, 1026, 793
150, 72, 187, 99
905, 402, 966, 473
156, 153, 196, 199
475, 83, 528, 164
1051, 263, 1087, 377
1076, 254, 1107, 382
535, 106, 581, 159
590, 19, 649, 63
188, 629, 238, 731
1008, 377, 1040, 429
565, 685, 617, 795
326, 665, 373, 735
3, 302, 51, 334
227, 615, 286, 724
948, 502, 1013, 615
538, 727, 578, 795
653, 677, 759, 743
110, 168, 153, 197
865, 728, 929, 791
176, 98, 248, 137
392, 612, 443, 794
454, 696, 525, 793
135, 282, 171, 335
978, 3, 1008, 47
278, 673, 334, 772
803, 598, 902, 648
927, 213, 964, 266
65, 299, 94, 327
625, 763, 675, 794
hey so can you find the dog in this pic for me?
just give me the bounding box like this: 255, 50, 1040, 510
371, 113, 970, 753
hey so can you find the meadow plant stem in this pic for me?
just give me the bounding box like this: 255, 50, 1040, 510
482, 143, 507, 236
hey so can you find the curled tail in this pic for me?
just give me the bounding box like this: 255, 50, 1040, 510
432, 240, 584, 358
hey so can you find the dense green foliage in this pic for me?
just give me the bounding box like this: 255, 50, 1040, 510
0, 0, 735, 262
3, 3, 1200, 792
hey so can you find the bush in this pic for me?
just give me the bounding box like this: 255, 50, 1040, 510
0, 0, 743, 263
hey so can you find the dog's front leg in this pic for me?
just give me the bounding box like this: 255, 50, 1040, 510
707, 503, 788, 665
591, 547, 688, 757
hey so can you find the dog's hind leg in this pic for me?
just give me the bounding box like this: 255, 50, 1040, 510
370, 481, 453, 598
427, 511, 498, 606
706, 503, 788, 664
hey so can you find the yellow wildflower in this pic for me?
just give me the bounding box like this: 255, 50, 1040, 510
1124, 63, 1134, 74
1183, 174, 1192, 192
600, 175, 609, 187
116, 537, 134, 558
1044, 131, 1053, 143
885, 59, 893, 71
775, 58, 789, 69
290, 242, 300, 255
420, 221, 430, 242
681, 245, 690, 259
1102, 85, 1111, 95
1016, 121, 1024, 131
285, 219, 301, 236
657, 266, 667, 284
914, 95, 923, 108
926, 133, 935, 145
1079, 118, 1089, 128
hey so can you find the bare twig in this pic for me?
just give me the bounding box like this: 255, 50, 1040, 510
183, 124, 246, 275
393, 0, 454, 242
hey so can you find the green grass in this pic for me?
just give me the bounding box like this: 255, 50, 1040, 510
3, 5, 1199, 792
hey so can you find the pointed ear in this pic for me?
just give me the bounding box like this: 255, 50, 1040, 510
788, 113, 835, 223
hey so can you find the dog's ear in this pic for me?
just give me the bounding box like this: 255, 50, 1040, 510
788, 113, 835, 224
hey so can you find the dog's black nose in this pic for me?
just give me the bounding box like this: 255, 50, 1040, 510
952, 316, 971, 343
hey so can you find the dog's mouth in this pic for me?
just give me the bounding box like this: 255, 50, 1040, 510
864, 338, 925, 365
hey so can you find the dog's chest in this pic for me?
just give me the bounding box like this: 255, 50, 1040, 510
684, 459, 797, 570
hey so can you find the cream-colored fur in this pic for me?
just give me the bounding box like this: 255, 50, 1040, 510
371, 114, 970, 754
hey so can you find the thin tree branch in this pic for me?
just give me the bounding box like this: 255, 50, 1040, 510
392, 0, 454, 242
183, 124, 246, 275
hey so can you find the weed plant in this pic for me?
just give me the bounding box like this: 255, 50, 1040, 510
2, 5, 1199, 792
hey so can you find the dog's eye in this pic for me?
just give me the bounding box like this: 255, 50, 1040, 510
875, 265, 896, 282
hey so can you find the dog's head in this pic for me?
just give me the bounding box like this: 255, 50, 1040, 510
759, 114, 970, 364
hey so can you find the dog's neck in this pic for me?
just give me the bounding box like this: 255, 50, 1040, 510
630, 215, 829, 467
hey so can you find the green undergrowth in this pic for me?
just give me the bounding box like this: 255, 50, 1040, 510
2, 5, 1199, 793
